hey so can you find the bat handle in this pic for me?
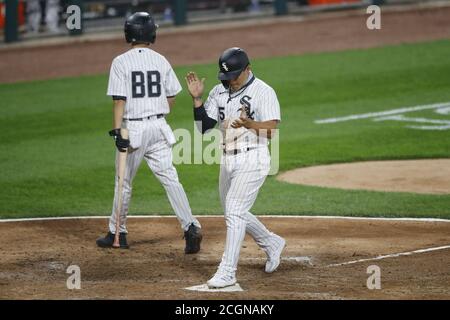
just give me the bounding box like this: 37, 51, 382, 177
113, 231, 120, 248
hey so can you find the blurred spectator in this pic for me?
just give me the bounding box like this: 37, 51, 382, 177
249, 0, 261, 13
26, 0, 41, 33
26, 0, 60, 34
45, 0, 60, 33
219, 0, 227, 13
163, 6, 173, 23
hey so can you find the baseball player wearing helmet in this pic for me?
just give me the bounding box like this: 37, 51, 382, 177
186, 47, 286, 288
96, 12, 202, 254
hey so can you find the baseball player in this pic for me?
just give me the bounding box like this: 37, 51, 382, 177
185, 47, 286, 288
96, 12, 202, 254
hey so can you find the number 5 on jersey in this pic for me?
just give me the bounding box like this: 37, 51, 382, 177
219, 107, 225, 120
132, 71, 161, 98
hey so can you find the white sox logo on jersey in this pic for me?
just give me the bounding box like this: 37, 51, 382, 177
239, 95, 255, 120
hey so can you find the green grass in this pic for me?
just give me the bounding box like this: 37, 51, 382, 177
1, 40, 450, 219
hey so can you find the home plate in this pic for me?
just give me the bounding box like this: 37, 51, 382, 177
184, 283, 244, 292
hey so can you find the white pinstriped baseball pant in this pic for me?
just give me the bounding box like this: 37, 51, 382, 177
217, 147, 281, 274
109, 117, 201, 234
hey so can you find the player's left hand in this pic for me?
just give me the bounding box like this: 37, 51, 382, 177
185, 72, 205, 99
109, 129, 130, 153
231, 106, 252, 129
231, 117, 251, 129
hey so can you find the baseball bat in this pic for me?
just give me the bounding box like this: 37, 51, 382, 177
113, 128, 129, 248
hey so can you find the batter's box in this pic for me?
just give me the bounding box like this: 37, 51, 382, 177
184, 283, 244, 292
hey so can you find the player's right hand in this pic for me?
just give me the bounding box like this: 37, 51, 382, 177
109, 129, 130, 153
185, 72, 205, 99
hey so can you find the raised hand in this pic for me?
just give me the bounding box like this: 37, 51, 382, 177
185, 72, 205, 99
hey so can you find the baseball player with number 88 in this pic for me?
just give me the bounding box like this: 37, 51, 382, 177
96, 12, 203, 254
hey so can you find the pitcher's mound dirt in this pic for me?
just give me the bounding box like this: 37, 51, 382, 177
277, 159, 450, 194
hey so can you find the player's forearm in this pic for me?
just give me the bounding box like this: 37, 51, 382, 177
190, 93, 217, 133
245, 120, 278, 139
192, 96, 203, 108
113, 100, 126, 129
193, 105, 217, 134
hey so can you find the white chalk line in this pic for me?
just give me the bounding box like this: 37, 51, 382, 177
374, 115, 450, 130
435, 106, 450, 115
327, 244, 450, 267
374, 115, 450, 125
315, 101, 450, 124
0, 215, 449, 223
407, 124, 450, 130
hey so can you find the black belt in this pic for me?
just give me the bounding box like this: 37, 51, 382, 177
123, 114, 164, 121
223, 147, 255, 156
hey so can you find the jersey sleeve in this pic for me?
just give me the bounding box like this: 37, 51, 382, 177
164, 63, 182, 97
257, 87, 281, 122
107, 58, 126, 97
204, 87, 219, 121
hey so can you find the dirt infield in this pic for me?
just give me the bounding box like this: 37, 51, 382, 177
1, 4, 450, 83
277, 159, 450, 194
0, 216, 449, 299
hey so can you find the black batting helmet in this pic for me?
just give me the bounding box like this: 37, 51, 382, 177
218, 47, 250, 81
124, 12, 158, 44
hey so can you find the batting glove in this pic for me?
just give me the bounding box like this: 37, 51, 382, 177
109, 129, 130, 153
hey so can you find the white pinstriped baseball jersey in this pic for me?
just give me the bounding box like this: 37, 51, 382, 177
203, 72, 281, 150
106, 47, 200, 234
204, 72, 285, 279
107, 47, 182, 118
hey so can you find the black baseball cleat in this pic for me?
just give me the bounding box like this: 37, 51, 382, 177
184, 223, 202, 254
96, 232, 129, 249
